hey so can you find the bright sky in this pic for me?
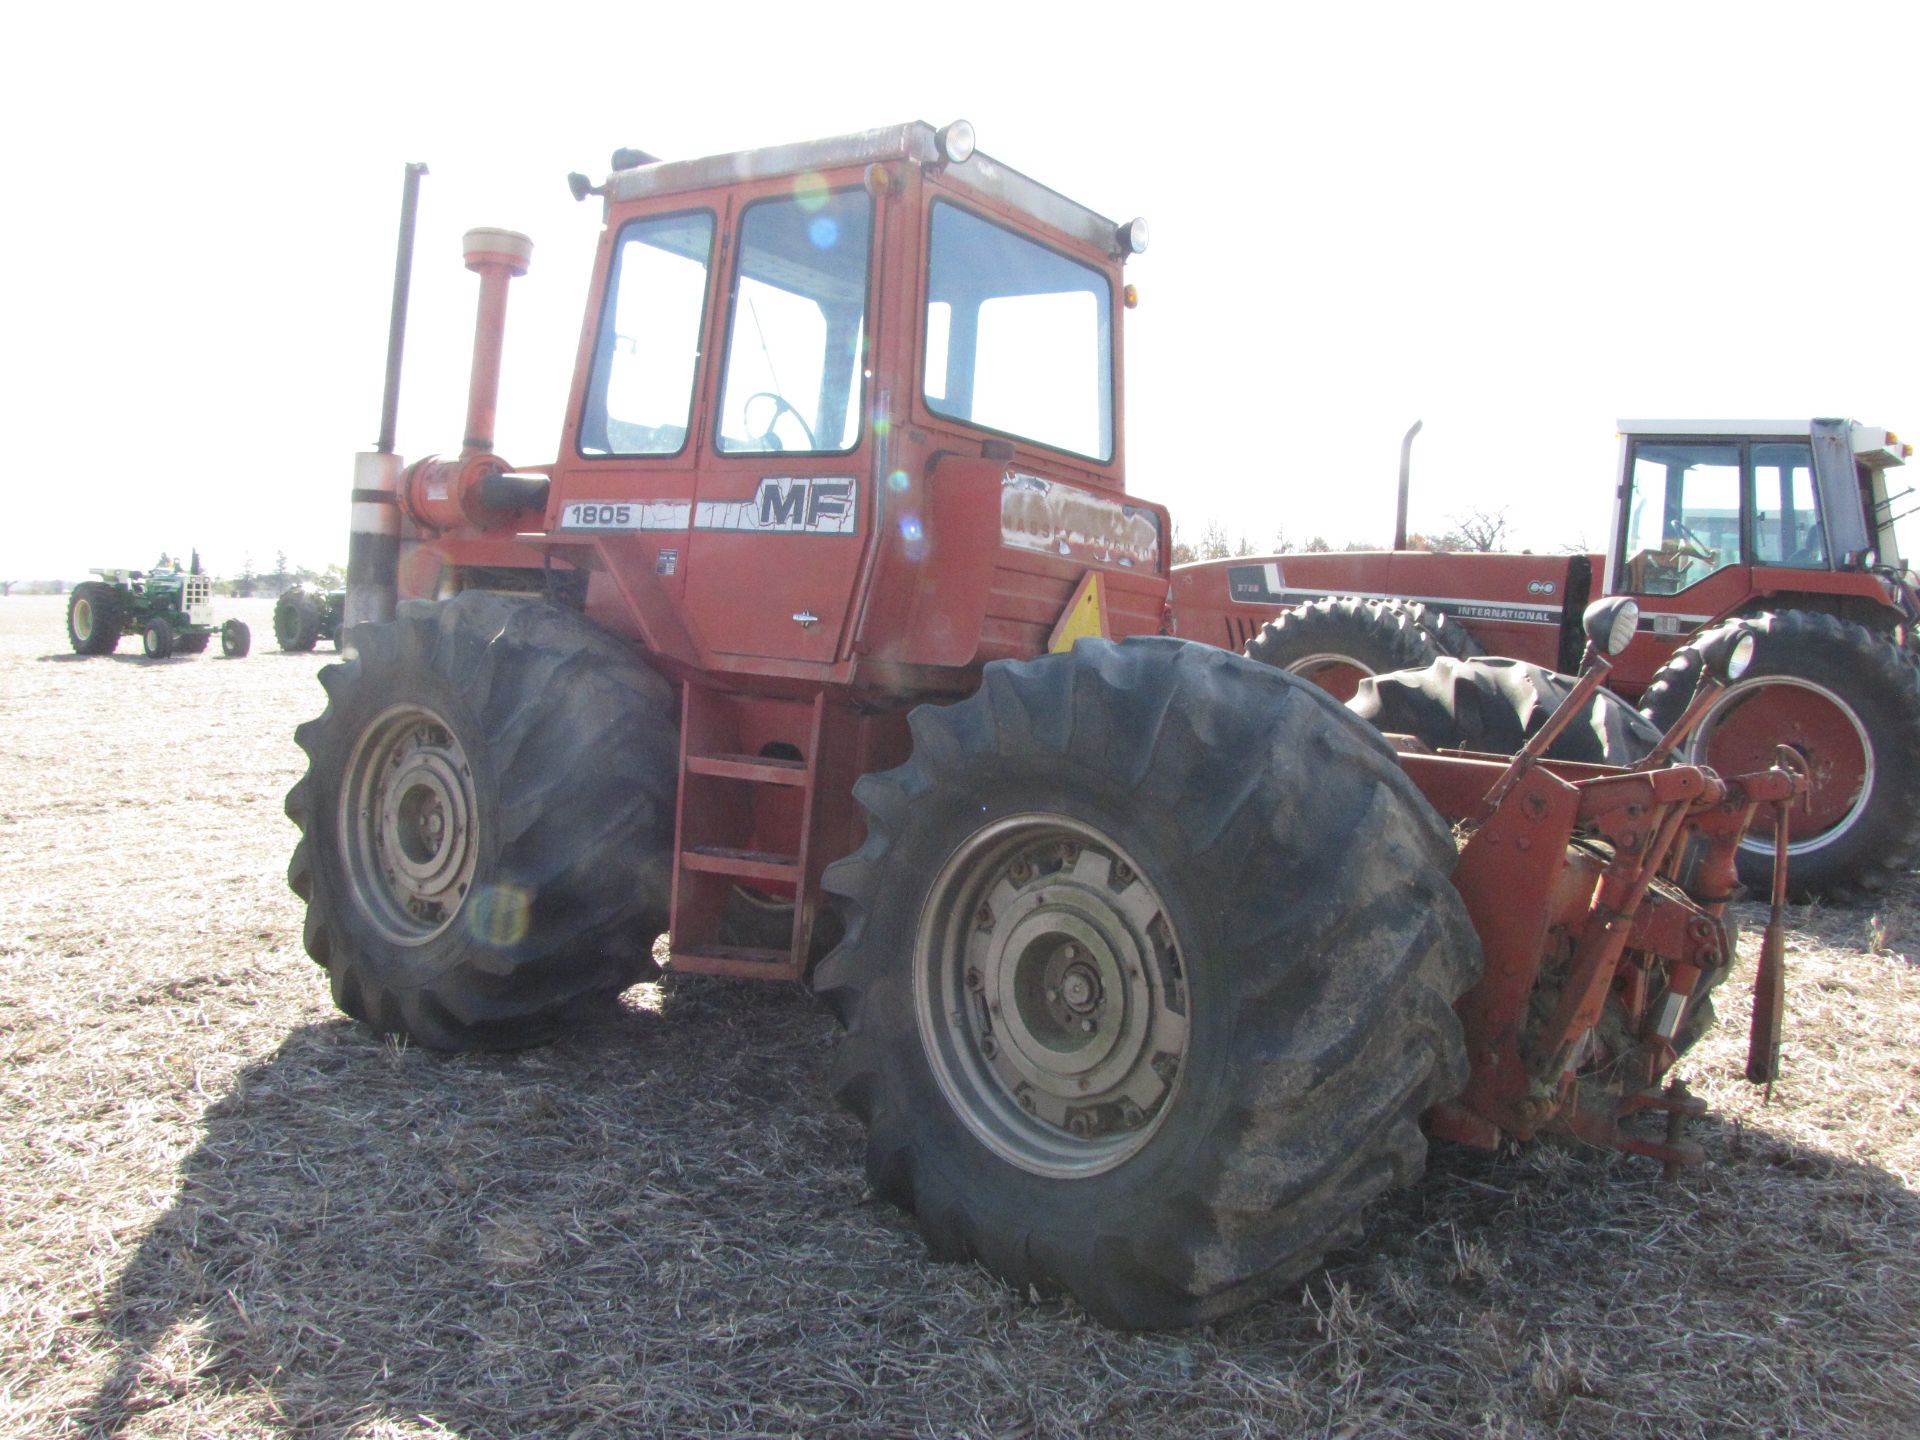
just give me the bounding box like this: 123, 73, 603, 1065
7, 2, 1918, 583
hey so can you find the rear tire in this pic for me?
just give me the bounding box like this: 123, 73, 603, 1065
1350, 656, 1663, 765
67, 582, 125, 655
817, 638, 1480, 1327
275, 588, 322, 651
1639, 611, 1920, 902
286, 592, 679, 1049
1243, 597, 1442, 702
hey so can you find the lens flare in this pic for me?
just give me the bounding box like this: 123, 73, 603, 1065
808, 216, 840, 249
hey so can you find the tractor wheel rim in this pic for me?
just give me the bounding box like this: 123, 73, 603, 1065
1686, 674, 1873, 857
74, 599, 94, 639
1288, 652, 1374, 703
915, 814, 1190, 1178
341, 704, 480, 945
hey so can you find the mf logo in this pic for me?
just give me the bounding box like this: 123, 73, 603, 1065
755, 477, 856, 533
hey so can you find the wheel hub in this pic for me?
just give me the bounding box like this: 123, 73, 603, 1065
342, 705, 481, 944
1689, 675, 1872, 856
916, 815, 1190, 1177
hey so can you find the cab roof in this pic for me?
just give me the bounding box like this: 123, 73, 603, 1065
601, 121, 1128, 257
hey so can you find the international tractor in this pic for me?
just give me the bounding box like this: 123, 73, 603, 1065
1175, 419, 1920, 902
289, 124, 1805, 1328
66, 555, 251, 659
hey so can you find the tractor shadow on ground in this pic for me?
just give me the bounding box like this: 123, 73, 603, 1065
72, 974, 1920, 1438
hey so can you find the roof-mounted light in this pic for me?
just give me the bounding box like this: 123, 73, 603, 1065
1117, 217, 1149, 255
935, 119, 975, 165
611, 147, 660, 172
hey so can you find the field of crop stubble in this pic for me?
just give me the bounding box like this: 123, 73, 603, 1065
0, 592, 1916, 1439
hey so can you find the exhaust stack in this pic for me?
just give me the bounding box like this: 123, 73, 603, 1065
345, 162, 427, 632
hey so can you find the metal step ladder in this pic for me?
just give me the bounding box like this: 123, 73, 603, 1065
667, 686, 826, 980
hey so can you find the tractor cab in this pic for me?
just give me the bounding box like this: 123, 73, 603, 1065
1610, 419, 1913, 608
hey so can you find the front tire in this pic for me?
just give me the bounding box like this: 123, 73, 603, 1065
1243, 596, 1443, 702
221, 619, 251, 657
817, 638, 1480, 1327
285, 593, 679, 1049
1639, 611, 1920, 902
142, 618, 175, 659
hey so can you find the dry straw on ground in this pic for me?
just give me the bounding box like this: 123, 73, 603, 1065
0, 593, 1915, 1438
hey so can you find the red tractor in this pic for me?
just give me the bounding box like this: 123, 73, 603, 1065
1174, 419, 1920, 901
291, 125, 1803, 1328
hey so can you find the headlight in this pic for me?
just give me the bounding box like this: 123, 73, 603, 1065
936, 120, 975, 165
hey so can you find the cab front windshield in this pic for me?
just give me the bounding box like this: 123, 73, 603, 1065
923, 202, 1113, 462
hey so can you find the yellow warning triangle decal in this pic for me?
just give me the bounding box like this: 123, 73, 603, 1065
1048, 570, 1109, 653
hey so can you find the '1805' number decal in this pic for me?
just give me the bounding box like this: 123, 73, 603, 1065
560, 501, 638, 529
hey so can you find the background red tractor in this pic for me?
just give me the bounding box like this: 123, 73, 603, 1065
1174, 419, 1920, 901
289, 125, 1802, 1327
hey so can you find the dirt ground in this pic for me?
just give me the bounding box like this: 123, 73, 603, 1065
1, 592, 1916, 1439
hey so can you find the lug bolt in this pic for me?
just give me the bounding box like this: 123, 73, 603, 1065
980, 1036, 997, 1059
1068, 1114, 1093, 1138
1118, 1101, 1144, 1128
1017, 1087, 1035, 1112
1080, 1019, 1096, 1033
966, 968, 983, 992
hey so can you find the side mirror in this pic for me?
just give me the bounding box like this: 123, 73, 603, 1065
1582, 597, 1640, 657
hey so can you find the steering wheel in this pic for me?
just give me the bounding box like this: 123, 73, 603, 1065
742, 391, 816, 452
1665, 519, 1716, 565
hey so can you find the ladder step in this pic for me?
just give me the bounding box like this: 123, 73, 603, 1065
684, 752, 810, 786
670, 945, 804, 981
683, 845, 801, 883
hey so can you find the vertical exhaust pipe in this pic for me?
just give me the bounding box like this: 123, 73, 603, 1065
345, 161, 427, 631
459, 228, 533, 456
1393, 419, 1422, 552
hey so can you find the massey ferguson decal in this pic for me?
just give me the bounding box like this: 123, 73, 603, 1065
558, 479, 860, 536
698, 477, 857, 534
1000, 474, 1160, 569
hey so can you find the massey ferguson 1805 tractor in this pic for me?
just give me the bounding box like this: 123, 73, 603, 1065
1175, 420, 1920, 902
290, 125, 1804, 1327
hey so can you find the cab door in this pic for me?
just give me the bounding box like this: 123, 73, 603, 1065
1611, 435, 1817, 670
682, 182, 880, 667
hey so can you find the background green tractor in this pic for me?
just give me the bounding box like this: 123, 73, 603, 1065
272, 584, 345, 652
66, 557, 251, 659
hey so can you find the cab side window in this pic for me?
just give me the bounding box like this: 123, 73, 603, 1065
1752, 442, 1825, 567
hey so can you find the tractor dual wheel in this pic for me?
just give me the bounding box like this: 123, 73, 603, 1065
275, 588, 322, 651
222, 619, 251, 658
286, 592, 679, 1049
142, 618, 176, 659
816, 638, 1480, 1327
1348, 655, 1663, 766
1243, 596, 1444, 702
1639, 610, 1920, 902
67, 582, 126, 655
